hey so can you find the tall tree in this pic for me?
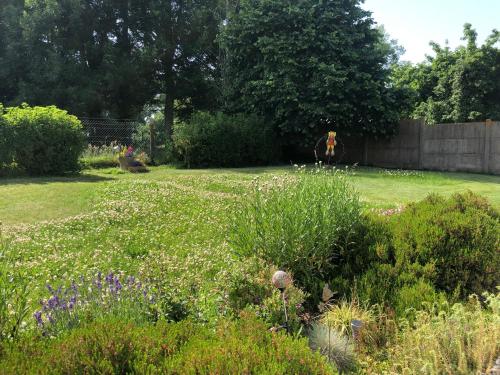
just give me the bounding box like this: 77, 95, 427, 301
9, 0, 156, 118
137, 0, 221, 137
221, 0, 402, 149
393, 24, 500, 124
0, 0, 25, 105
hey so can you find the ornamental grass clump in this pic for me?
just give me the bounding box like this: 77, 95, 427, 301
231, 168, 363, 305
308, 322, 357, 373
34, 272, 157, 337
389, 291, 500, 374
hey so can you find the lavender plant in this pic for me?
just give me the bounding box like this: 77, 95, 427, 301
34, 272, 158, 337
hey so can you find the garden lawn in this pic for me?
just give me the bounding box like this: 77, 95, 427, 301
0, 165, 499, 328
0, 166, 498, 225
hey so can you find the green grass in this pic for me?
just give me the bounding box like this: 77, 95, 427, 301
0, 165, 498, 326
0, 166, 498, 225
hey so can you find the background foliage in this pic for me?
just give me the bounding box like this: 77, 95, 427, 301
173, 111, 279, 167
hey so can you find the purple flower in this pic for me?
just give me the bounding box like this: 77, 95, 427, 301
71, 281, 78, 294
114, 279, 122, 291
34, 311, 43, 326
47, 295, 59, 309
105, 272, 114, 283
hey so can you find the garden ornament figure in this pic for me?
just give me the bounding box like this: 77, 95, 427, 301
314, 130, 341, 165
325, 131, 337, 157
272, 270, 291, 332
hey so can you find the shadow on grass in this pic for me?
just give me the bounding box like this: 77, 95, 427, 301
0, 173, 115, 186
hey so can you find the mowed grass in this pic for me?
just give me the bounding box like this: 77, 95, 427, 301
0, 166, 498, 225
0, 165, 499, 330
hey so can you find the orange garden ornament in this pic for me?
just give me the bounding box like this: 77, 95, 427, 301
325, 131, 337, 157
314, 129, 342, 165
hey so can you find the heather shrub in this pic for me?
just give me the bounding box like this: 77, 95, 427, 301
165, 312, 335, 374
393, 279, 448, 319
1, 313, 336, 374
173, 111, 279, 167
355, 192, 498, 315
390, 192, 499, 299
231, 169, 364, 306
0, 318, 199, 374
3, 104, 85, 175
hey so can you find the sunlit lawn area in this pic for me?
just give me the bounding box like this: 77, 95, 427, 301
1, 165, 499, 225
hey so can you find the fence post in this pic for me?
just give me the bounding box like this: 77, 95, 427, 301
417, 119, 425, 170
483, 119, 492, 174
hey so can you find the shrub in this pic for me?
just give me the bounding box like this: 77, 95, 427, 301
173, 111, 279, 167
390, 192, 499, 299
355, 192, 498, 315
1, 313, 336, 374
231, 169, 364, 306
393, 279, 448, 319
3, 104, 85, 175
0, 104, 15, 167
388, 292, 500, 375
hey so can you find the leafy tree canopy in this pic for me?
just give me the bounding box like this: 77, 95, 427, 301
221, 0, 403, 148
392, 24, 500, 124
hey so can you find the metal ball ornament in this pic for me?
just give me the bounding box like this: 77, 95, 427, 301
272, 270, 290, 291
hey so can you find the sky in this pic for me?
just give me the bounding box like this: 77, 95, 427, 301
361, 0, 500, 63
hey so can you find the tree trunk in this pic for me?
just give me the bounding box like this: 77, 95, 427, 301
164, 81, 174, 139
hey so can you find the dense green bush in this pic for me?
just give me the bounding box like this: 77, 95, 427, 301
0, 104, 15, 167
356, 192, 499, 314
1, 314, 336, 374
173, 111, 279, 167
391, 192, 499, 299
231, 168, 365, 306
3, 105, 85, 175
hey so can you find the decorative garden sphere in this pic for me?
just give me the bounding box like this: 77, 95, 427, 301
272, 270, 290, 290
